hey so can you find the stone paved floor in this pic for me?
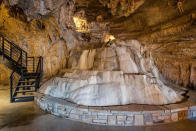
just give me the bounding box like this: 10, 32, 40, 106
0, 85, 196, 131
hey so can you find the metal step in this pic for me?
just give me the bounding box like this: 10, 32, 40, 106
17, 85, 36, 88
13, 95, 34, 99
16, 90, 35, 93
18, 80, 36, 83
22, 75, 39, 79
18, 82, 36, 84
11, 96, 34, 103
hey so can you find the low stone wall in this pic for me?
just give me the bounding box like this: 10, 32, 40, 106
35, 92, 196, 126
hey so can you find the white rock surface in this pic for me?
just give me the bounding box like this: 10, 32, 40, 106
40, 40, 184, 106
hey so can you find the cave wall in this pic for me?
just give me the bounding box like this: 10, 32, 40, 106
150, 42, 196, 89
107, 0, 196, 89
0, 64, 10, 85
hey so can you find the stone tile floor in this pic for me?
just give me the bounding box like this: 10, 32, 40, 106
0, 85, 196, 131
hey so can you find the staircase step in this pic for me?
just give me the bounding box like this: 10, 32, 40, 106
18, 81, 36, 83
17, 85, 36, 88
23, 73, 40, 76
13, 94, 34, 98
18, 84, 36, 86
16, 90, 36, 93
22, 75, 39, 79
11, 96, 34, 103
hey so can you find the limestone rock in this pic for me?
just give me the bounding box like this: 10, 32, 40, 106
40, 40, 185, 106
68, 41, 143, 73
149, 42, 196, 90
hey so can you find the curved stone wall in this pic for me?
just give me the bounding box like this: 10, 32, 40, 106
35, 91, 196, 126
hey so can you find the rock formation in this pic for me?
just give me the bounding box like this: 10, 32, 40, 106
109, 0, 196, 89
99, 0, 145, 17
40, 40, 185, 106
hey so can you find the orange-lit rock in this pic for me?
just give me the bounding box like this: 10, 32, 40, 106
0, 4, 68, 79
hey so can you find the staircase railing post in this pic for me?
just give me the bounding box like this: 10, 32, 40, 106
10, 76, 13, 103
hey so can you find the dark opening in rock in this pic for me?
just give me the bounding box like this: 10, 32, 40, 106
9, 5, 27, 22
36, 20, 45, 30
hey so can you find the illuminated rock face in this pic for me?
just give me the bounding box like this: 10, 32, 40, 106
0, 4, 68, 78
0, 64, 11, 85
40, 40, 184, 106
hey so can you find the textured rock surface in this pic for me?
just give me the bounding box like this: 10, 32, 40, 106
99, 0, 145, 17
0, 3, 69, 79
0, 64, 10, 85
109, 0, 196, 89
149, 42, 196, 89
2, 0, 110, 50
40, 40, 184, 106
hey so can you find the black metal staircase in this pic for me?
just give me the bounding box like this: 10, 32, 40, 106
0, 35, 43, 102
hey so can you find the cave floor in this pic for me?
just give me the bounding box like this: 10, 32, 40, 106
0, 85, 196, 131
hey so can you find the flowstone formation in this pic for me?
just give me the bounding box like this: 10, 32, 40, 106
40, 40, 185, 106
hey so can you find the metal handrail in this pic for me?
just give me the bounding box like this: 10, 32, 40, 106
1, 35, 43, 102
0, 35, 28, 68
10, 55, 22, 102
0, 35, 43, 74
